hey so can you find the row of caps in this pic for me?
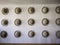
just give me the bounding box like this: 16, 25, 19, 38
1, 18, 60, 26
0, 30, 60, 38
1, 6, 60, 14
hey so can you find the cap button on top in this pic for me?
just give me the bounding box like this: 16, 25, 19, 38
28, 30, 35, 38
1, 31, 8, 38
28, 7, 35, 14
14, 19, 21, 26
42, 18, 49, 26
2, 8, 9, 15
42, 30, 49, 38
42, 7, 49, 14
15, 7, 22, 14
28, 19, 35, 26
